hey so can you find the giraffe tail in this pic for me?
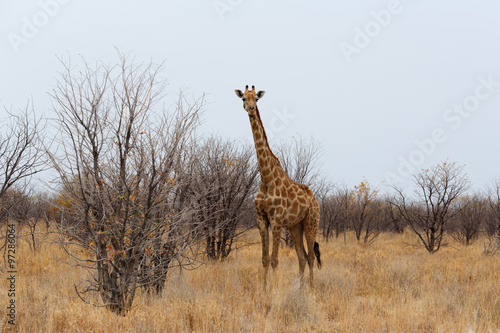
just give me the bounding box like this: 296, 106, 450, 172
314, 242, 322, 269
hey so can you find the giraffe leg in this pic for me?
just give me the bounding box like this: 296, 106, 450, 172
305, 233, 315, 286
304, 206, 321, 287
256, 214, 270, 290
288, 223, 307, 288
270, 221, 282, 271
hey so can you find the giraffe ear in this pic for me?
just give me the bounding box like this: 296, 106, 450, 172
235, 90, 244, 98
256, 91, 265, 99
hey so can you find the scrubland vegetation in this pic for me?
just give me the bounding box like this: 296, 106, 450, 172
1, 227, 500, 332
1, 53, 500, 332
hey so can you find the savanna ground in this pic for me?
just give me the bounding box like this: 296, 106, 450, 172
1, 226, 500, 333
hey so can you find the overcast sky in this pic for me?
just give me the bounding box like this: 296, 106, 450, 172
1, 0, 500, 191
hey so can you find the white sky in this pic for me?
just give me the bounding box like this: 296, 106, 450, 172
1, 0, 500, 192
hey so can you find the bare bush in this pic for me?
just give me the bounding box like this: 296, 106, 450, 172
0, 105, 46, 200
184, 136, 259, 261
486, 179, 500, 238
384, 195, 406, 234
3, 188, 51, 251
391, 161, 470, 253
275, 136, 327, 196
0, 104, 46, 255
48, 53, 205, 314
321, 186, 350, 242
349, 180, 384, 244
451, 193, 486, 245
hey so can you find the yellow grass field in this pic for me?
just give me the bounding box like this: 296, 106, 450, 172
1, 228, 500, 332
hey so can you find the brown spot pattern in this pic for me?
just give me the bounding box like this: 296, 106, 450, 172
236, 86, 321, 289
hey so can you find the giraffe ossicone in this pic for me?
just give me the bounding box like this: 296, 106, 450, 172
234, 85, 322, 289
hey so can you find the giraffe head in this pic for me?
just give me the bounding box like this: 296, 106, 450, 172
235, 85, 265, 115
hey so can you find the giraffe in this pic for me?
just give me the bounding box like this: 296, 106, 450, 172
234, 85, 322, 289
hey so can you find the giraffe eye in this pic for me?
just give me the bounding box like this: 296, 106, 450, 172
242, 98, 246, 102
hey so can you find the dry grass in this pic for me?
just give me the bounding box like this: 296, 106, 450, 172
2, 229, 500, 332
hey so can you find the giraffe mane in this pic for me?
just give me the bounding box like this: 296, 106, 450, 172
255, 105, 308, 190
255, 105, 283, 169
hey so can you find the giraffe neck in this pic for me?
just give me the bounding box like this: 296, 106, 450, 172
249, 105, 281, 186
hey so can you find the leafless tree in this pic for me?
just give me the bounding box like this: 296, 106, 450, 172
486, 179, 500, 238
0, 105, 46, 201
481, 179, 500, 254
184, 136, 259, 261
0, 188, 26, 235
4, 188, 51, 251
275, 136, 326, 194
384, 195, 406, 234
48, 53, 205, 315
390, 161, 470, 253
349, 180, 384, 244
0, 104, 46, 256
321, 186, 350, 242
450, 193, 486, 245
